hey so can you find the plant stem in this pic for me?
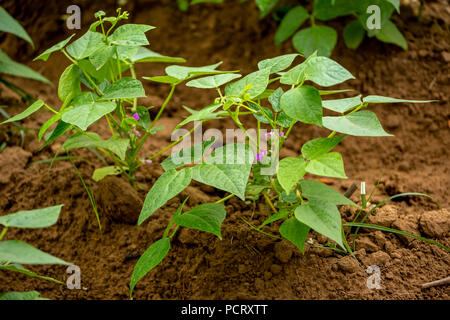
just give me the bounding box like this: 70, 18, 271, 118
149, 85, 176, 130
263, 191, 277, 213
241, 217, 282, 240
215, 193, 235, 204
0, 227, 8, 240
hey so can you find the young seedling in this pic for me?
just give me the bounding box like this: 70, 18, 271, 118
129, 52, 446, 298
0, 205, 70, 300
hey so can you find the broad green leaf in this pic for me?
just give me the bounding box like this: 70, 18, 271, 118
252, 105, 273, 124
0, 7, 33, 45
1, 100, 44, 124
161, 137, 215, 171
256, 0, 280, 18
322, 110, 392, 137
356, 0, 395, 32
109, 24, 154, 46
280, 86, 322, 126
385, 0, 400, 12
0, 291, 47, 300
268, 87, 284, 112
63, 133, 130, 160
303, 56, 354, 87
58, 64, 81, 103
306, 152, 347, 179
100, 77, 145, 100
0, 205, 63, 228
257, 54, 299, 74
301, 136, 344, 160
375, 20, 407, 50
300, 180, 355, 206
186, 73, 242, 89
40, 121, 71, 150
279, 52, 316, 85
343, 20, 365, 50
89, 44, 114, 70
362, 95, 434, 104
274, 6, 309, 46
259, 209, 290, 229
279, 217, 310, 253
62, 97, 115, 131
322, 95, 362, 113
295, 200, 344, 248
225, 67, 271, 99
139, 168, 192, 225
0, 49, 51, 84
176, 103, 223, 129
292, 25, 337, 57
174, 203, 226, 239
277, 157, 306, 193
0, 264, 63, 284
34, 34, 75, 61
130, 47, 186, 64
0, 240, 69, 265
254, 89, 275, 100
277, 111, 294, 127
92, 166, 121, 182
165, 62, 223, 80
192, 144, 253, 200
319, 89, 353, 96
143, 75, 180, 84
129, 238, 170, 297
66, 31, 104, 60
314, 0, 357, 21
38, 113, 61, 141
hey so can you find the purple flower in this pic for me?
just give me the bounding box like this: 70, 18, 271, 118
121, 133, 127, 138
131, 113, 140, 121
279, 132, 284, 136
142, 158, 152, 165
133, 130, 141, 137
265, 132, 274, 139
255, 150, 267, 162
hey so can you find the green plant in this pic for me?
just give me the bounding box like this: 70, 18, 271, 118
0, 205, 70, 300
128, 52, 447, 298
176, 0, 226, 11
0, 6, 51, 101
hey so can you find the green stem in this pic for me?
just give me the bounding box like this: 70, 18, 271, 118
215, 193, 235, 204
150, 85, 176, 130
130, 64, 137, 112
0, 227, 8, 240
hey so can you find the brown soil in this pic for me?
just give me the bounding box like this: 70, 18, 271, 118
0, 0, 449, 300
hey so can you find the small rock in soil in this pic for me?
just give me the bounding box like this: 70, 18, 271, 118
392, 215, 420, 244
270, 264, 282, 275
274, 241, 294, 264
354, 249, 367, 260
419, 209, 450, 238
311, 247, 333, 257
254, 278, 265, 291
263, 271, 272, 280
337, 256, 360, 273
365, 251, 391, 266
95, 176, 143, 224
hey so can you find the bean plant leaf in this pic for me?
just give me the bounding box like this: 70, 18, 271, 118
174, 203, 226, 239
274, 6, 309, 46
0, 7, 33, 46
322, 110, 392, 137
301, 136, 344, 160
314, 0, 356, 21
277, 157, 306, 193
139, 168, 192, 225
143, 75, 180, 84
100, 77, 146, 100
375, 20, 407, 50
89, 44, 114, 70
66, 31, 104, 60
322, 95, 362, 113
58, 64, 81, 103
62, 97, 116, 131
1, 100, 44, 124
161, 138, 215, 171
0, 264, 63, 285
280, 86, 322, 126
92, 166, 121, 182
279, 217, 310, 253
176, 103, 223, 129
279, 52, 316, 85
362, 95, 434, 104
129, 238, 170, 297
165, 62, 225, 80
259, 209, 290, 229
38, 114, 61, 141
130, 47, 186, 64
257, 54, 298, 74
256, 0, 280, 19
292, 25, 337, 57
40, 120, 71, 150
0, 50, 51, 84
295, 200, 344, 248
0, 291, 47, 300
34, 34, 75, 61
0, 240, 69, 265
303, 56, 354, 87
306, 152, 347, 179
343, 20, 365, 50
0, 205, 63, 228
109, 24, 154, 46
225, 67, 271, 99
186, 73, 242, 89
300, 180, 355, 206
268, 87, 284, 112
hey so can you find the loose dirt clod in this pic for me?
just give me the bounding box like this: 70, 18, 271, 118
419, 209, 450, 238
